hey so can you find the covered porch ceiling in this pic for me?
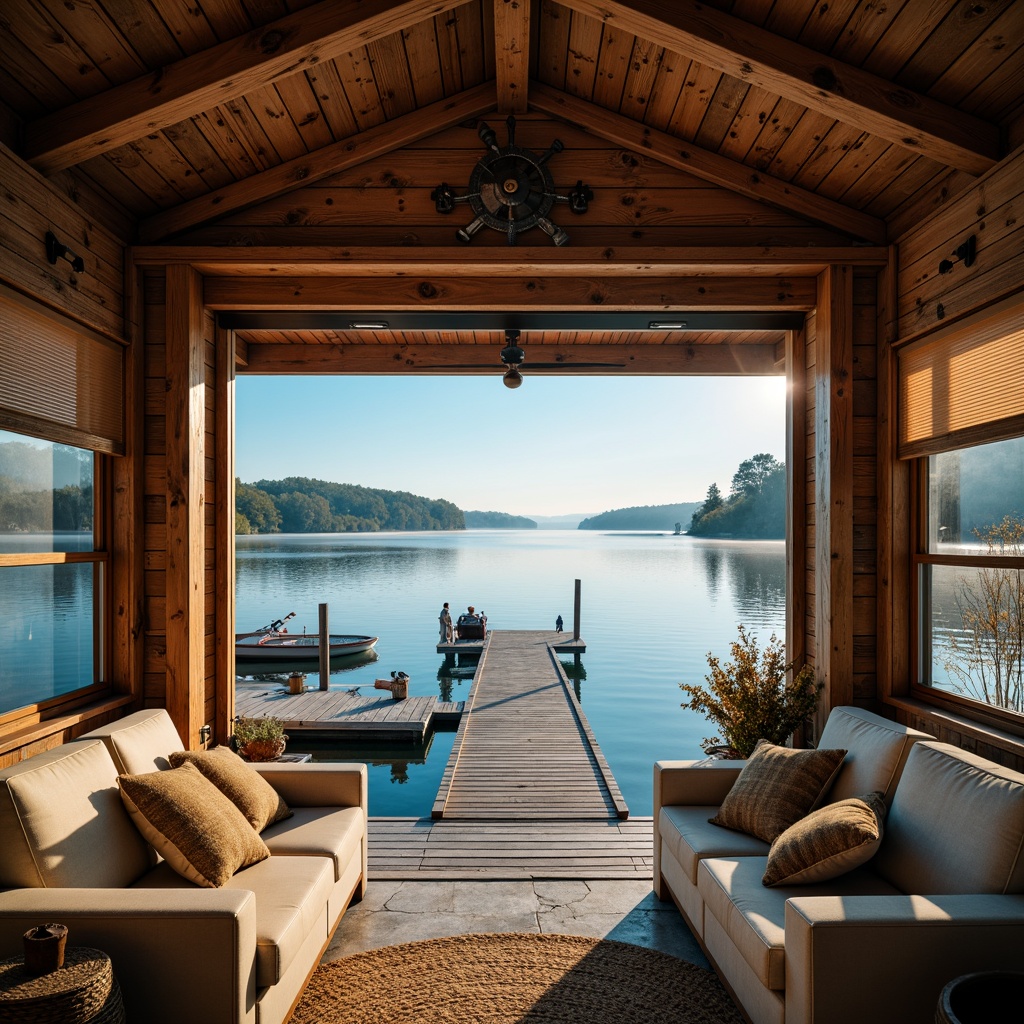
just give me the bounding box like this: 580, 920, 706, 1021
6, 0, 1020, 367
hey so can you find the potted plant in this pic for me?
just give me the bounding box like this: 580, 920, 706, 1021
233, 715, 288, 761
680, 625, 822, 758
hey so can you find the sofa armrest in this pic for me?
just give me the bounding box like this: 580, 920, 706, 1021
784, 893, 1024, 1024
253, 761, 367, 810
652, 760, 745, 901
0, 887, 257, 1024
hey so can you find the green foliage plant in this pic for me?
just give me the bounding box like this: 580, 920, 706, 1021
680, 625, 822, 757
232, 715, 286, 745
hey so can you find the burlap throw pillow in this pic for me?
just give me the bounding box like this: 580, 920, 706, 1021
762, 791, 886, 886
118, 761, 270, 887
709, 740, 847, 843
169, 745, 291, 832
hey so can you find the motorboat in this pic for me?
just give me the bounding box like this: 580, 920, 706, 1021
236, 613, 378, 662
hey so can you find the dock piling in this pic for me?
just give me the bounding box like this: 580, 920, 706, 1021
318, 602, 329, 690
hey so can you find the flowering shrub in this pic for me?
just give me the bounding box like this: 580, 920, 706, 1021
680, 625, 822, 758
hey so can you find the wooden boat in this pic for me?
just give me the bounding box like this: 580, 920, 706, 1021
235, 615, 378, 662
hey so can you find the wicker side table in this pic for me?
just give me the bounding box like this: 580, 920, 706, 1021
0, 947, 125, 1024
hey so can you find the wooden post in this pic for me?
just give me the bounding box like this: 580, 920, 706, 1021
573, 579, 581, 641
319, 602, 329, 690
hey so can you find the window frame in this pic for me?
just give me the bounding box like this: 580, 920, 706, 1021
0, 442, 112, 728
909, 453, 1024, 735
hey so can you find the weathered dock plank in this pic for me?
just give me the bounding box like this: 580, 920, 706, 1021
432, 631, 627, 820
235, 684, 462, 742
368, 817, 653, 879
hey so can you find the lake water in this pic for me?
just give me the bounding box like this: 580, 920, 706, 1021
236, 530, 786, 816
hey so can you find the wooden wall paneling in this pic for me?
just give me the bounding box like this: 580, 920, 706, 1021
803, 307, 816, 678
494, 0, 530, 113
164, 264, 207, 748
895, 145, 1024, 343
214, 323, 236, 744
814, 265, 855, 723
0, 142, 125, 341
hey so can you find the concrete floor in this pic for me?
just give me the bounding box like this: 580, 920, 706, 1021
324, 879, 710, 967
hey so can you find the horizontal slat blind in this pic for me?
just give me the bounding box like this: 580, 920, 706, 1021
0, 290, 124, 453
898, 294, 1024, 459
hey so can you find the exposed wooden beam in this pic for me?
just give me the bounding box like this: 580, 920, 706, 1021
203, 275, 817, 310
23, 0, 467, 175
131, 244, 889, 275
138, 85, 497, 243
242, 341, 781, 375
494, 0, 531, 113
559, 0, 999, 175
531, 84, 886, 243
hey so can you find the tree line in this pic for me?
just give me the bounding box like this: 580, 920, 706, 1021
235, 477, 464, 534
688, 453, 785, 538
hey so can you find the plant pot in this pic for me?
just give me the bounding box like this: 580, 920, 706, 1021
238, 738, 286, 762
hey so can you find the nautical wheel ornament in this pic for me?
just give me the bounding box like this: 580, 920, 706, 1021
431, 115, 592, 245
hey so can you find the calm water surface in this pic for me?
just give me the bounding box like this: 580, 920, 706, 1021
236, 530, 786, 816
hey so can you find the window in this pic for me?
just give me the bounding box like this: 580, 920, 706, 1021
915, 435, 1024, 718
0, 429, 107, 717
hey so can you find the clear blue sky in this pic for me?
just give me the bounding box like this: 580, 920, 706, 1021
235, 375, 787, 517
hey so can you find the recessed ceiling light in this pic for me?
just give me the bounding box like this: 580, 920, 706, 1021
348, 321, 389, 330
648, 321, 686, 330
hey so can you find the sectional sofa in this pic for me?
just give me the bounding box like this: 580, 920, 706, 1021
0, 709, 367, 1024
654, 705, 1024, 1024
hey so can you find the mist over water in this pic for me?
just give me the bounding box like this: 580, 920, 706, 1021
236, 530, 787, 815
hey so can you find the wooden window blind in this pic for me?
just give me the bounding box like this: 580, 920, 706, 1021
898, 294, 1024, 459
0, 288, 124, 454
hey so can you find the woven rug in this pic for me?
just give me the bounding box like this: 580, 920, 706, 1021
291, 933, 744, 1024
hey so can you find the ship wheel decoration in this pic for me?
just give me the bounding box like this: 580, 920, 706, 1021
431, 115, 593, 246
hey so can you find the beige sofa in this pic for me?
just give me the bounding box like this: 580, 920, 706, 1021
0, 709, 367, 1024
655, 706, 1024, 1024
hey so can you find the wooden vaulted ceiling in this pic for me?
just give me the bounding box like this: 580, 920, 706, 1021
3, 0, 1022, 360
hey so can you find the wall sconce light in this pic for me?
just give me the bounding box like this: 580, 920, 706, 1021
199, 724, 212, 745
45, 231, 85, 273
938, 235, 976, 275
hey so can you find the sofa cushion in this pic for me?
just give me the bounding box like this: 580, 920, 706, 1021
83, 709, 185, 774
261, 806, 364, 882
118, 761, 270, 887
817, 706, 933, 805
709, 741, 847, 844
0, 741, 152, 889
874, 741, 1024, 894
762, 791, 886, 886
698, 856, 902, 991
170, 746, 291, 832
134, 854, 334, 987
660, 805, 770, 884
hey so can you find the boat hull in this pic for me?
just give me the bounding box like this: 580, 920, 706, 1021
235, 633, 378, 662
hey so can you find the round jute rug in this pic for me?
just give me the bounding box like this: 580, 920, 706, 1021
291, 933, 744, 1024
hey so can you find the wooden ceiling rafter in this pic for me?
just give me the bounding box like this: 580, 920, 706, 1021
137, 83, 499, 243
495, 0, 531, 113
557, 0, 1001, 176
529, 84, 885, 243
22, 0, 469, 175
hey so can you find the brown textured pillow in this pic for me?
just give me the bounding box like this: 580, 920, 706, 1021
169, 746, 291, 832
762, 791, 886, 886
709, 740, 847, 844
118, 761, 270, 887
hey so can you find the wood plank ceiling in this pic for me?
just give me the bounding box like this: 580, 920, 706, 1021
3, 0, 1021, 363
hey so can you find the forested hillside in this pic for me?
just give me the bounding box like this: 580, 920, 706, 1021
236, 477, 464, 533
688, 454, 785, 538
464, 510, 537, 529
578, 502, 701, 531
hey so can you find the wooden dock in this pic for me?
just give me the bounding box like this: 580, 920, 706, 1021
432, 631, 627, 820
235, 685, 462, 743
368, 817, 653, 879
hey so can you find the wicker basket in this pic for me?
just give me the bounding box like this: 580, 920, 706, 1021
0, 947, 125, 1024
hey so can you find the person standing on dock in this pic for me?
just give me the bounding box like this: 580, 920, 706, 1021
439, 602, 452, 644
555, 615, 563, 633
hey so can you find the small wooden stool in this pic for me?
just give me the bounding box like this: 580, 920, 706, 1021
0, 947, 125, 1024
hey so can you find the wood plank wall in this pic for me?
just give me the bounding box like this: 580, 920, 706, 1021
176, 114, 856, 249
142, 270, 221, 744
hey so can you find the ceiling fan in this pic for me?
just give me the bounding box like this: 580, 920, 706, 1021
423, 330, 626, 388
